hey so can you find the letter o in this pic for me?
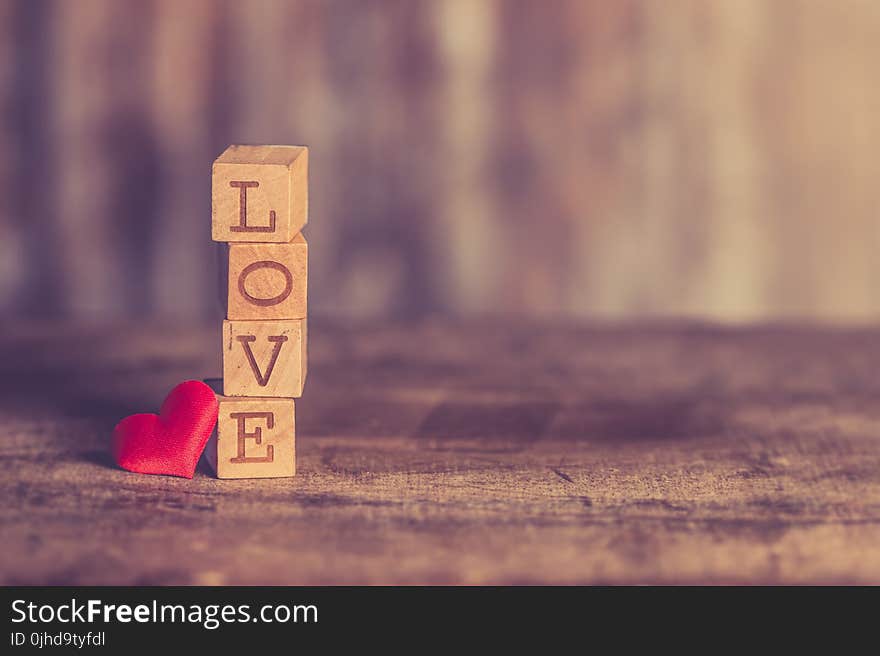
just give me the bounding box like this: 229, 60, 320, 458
237, 260, 293, 307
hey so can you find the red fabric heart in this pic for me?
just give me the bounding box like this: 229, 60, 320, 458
113, 380, 219, 479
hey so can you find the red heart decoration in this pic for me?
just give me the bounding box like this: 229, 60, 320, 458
112, 380, 219, 479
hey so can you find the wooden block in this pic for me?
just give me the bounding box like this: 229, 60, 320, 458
222, 319, 307, 398
227, 234, 308, 319
205, 396, 295, 479
212, 145, 308, 243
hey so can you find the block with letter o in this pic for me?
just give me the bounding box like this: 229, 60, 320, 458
227, 234, 308, 320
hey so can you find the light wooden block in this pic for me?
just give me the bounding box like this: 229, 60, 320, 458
212, 145, 308, 243
227, 233, 308, 320
222, 319, 307, 398
205, 396, 295, 479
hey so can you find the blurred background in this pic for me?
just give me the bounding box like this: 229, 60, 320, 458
1, 0, 879, 323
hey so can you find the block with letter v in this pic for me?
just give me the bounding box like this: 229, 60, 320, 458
222, 319, 307, 398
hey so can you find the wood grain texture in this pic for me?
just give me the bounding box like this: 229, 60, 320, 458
227, 235, 308, 320
222, 319, 307, 398
211, 145, 308, 243
1, 319, 879, 584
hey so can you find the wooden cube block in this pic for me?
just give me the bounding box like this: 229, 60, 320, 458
205, 396, 295, 479
212, 145, 308, 243
227, 233, 307, 320
222, 319, 307, 398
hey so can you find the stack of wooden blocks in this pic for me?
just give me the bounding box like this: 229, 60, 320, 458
205, 145, 308, 479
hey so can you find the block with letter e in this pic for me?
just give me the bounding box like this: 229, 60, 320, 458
222, 319, 307, 398
227, 234, 307, 320
205, 396, 295, 479
212, 145, 308, 243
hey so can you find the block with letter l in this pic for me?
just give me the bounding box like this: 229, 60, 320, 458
222, 319, 307, 398
212, 145, 308, 243
205, 396, 295, 479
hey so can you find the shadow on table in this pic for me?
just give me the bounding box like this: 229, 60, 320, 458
411, 396, 726, 444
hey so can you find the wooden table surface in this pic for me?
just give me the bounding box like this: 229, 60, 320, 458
2, 319, 879, 585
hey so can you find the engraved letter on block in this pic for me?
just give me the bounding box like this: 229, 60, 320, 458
212, 145, 308, 243
222, 319, 307, 398
227, 234, 307, 320
205, 396, 295, 479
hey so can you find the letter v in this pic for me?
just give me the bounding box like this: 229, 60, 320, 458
236, 335, 289, 386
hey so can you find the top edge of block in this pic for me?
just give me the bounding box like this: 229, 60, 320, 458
226, 232, 307, 246
202, 379, 297, 404
214, 144, 308, 167
215, 394, 297, 404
